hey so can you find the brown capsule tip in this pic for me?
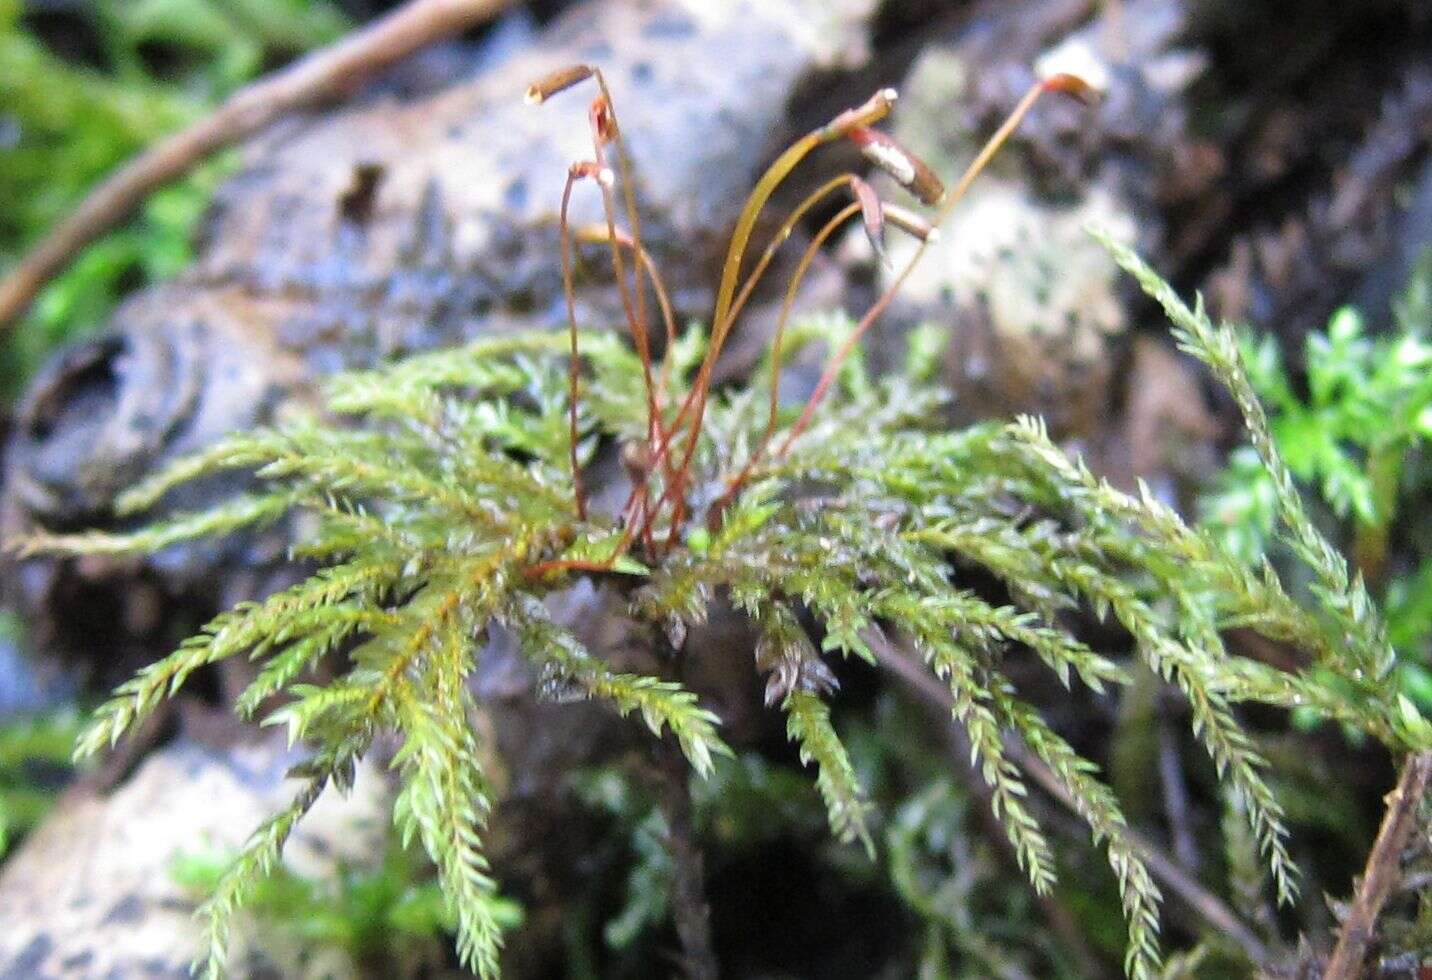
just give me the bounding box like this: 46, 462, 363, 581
848, 127, 946, 207
525, 64, 594, 105
849, 176, 886, 260
823, 87, 900, 138
589, 97, 618, 145
882, 203, 940, 243
848, 127, 911, 179
907, 159, 945, 207
1041, 72, 1099, 104
568, 161, 614, 187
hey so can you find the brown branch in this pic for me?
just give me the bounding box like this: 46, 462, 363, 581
653, 731, 720, 980
0, 0, 519, 329
1158, 708, 1201, 872
867, 629, 1272, 967
1324, 751, 1432, 980
643, 627, 720, 979
931, 696, 1112, 977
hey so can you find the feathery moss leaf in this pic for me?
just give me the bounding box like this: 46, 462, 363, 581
782, 690, 874, 856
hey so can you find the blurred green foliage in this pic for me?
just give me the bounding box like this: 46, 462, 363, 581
1201, 253, 1432, 711
173, 834, 521, 977
0, 0, 348, 390
0, 706, 82, 856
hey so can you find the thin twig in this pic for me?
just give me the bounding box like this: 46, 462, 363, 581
1324, 751, 1432, 979
934, 701, 1112, 977
1158, 708, 1201, 871
559, 166, 587, 520
868, 629, 1271, 966
0, 0, 519, 329
653, 720, 720, 979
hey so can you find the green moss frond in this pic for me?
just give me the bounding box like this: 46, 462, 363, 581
73, 557, 405, 759
1093, 229, 1395, 685
391, 680, 502, 977
782, 690, 874, 857
897, 606, 1056, 893
994, 687, 1162, 979
502, 595, 729, 777
195, 736, 369, 980
15, 490, 299, 558
1039, 551, 1296, 904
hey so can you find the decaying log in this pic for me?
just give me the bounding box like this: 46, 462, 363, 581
0, 0, 523, 330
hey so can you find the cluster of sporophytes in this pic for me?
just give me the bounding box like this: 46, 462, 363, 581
16, 65, 1431, 978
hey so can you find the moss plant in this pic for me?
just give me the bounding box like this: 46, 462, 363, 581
1199, 254, 1432, 710
14, 67, 1428, 979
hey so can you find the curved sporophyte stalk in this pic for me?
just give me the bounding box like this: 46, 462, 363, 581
530, 72, 905, 566
571, 223, 678, 391
528, 65, 663, 526
709, 196, 865, 523
709, 175, 930, 523
689, 76, 1094, 532
773, 73, 1096, 460
530, 65, 1092, 566
570, 221, 681, 531
564, 217, 680, 553
652, 171, 885, 521
558, 161, 613, 521
650, 89, 900, 541
585, 91, 660, 451
661, 171, 864, 432
640, 171, 872, 536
